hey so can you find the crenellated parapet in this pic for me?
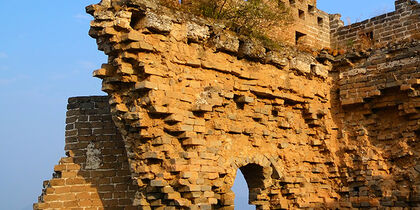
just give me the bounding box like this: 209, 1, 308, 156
331, 0, 420, 50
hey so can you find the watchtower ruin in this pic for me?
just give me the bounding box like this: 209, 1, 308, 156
34, 0, 420, 209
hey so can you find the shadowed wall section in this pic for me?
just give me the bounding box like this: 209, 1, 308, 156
34, 96, 138, 210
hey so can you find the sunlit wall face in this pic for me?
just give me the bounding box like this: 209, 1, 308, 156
0, 0, 400, 209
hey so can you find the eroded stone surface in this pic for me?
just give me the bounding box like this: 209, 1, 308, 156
34, 0, 420, 209
85, 142, 102, 170
33, 97, 138, 210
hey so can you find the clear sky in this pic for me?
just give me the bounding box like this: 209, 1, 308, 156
0, 0, 397, 209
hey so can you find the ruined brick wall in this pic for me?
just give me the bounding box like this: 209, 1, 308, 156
85, 0, 345, 209
34, 0, 420, 209
330, 0, 420, 50
337, 41, 420, 106
34, 96, 138, 209
331, 41, 420, 208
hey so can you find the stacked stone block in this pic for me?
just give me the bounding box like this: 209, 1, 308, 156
34, 0, 420, 209
331, 0, 420, 50
34, 96, 138, 210
332, 41, 420, 208
338, 41, 420, 106
84, 0, 340, 209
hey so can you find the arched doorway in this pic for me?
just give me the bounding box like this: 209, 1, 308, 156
232, 163, 267, 209
232, 169, 255, 209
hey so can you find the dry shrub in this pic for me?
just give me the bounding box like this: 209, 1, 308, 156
159, 0, 293, 48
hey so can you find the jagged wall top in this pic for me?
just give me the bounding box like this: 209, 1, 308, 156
330, 0, 420, 50
87, 0, 332, 74
88, 0, 332, 50
33, 0, 420, 209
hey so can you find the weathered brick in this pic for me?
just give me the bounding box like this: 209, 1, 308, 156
36, 1, 420, 209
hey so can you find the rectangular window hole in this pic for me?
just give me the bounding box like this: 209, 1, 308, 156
359, 31, 374, 42
317, 17, 324, 26
308, 5, 315, 14
298, 9, 305, 19
289, 0, 296, 5
295, 31, 307, 45
310, 64, 316, 72
277, 0, 286, 8
365, 31, 374, 40
130, 12, 146, 30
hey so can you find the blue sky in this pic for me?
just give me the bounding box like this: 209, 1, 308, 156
0, 0, 397, 209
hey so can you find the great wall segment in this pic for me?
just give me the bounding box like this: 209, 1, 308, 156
34, 0, 420, 209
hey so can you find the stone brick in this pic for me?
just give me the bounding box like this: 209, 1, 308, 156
35, 97, 138, 209
36, 1, 420, 209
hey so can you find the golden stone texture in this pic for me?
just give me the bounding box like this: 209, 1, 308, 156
34, 0, 420, 209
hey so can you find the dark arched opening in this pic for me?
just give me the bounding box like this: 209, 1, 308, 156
240, 164, 265, 189
232, 163, 266, 209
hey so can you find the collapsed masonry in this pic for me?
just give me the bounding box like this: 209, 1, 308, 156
34, 0, 420, 209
